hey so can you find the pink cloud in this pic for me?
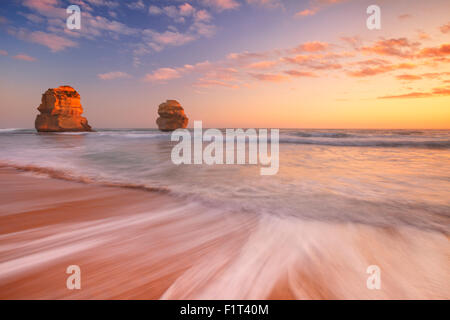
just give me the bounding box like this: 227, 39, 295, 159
354, 58, 390, 66
417, 31, 431, 40
378, 87, 450, 99
361, 38, 420, 58
144, 68, 182, 82
143, 30, 196, 51
28, 31, 78, 52
284, 70, 316, 77
203, 67, 238, 81
141, 8, 216, 53
417, 44, 450, 58
295, 0, 349, 17
420, 72, 450, 79
396, 74, 422, 81
250, 73, 288, 82
227, 51, 268, 62
295, 9, 317, 17
0, 50, 7, 56
379, 92, 432, 99
98, 71, 131, 80
281, 54, 343, 70
179, 3, 195, 16
195, 10, 212, 22
142, 34, 449, 93
148, 5, 162, 15
9, 28, 78, 52
292, 41, 329, 53
22, 0, 65, 19
340, 36, 362, 48
245, 60, 278, 70
398, 14, 412, 20
348, 63, 417, 77
13, 54, 36, 62
194, 79, 238, 88
440, 22, 450, 34
190, 21, 216, 37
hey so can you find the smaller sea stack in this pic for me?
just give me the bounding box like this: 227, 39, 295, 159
35, 85, 92, 132
156, 100, 189, 132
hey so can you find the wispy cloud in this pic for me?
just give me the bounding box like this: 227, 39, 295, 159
245, 60, 278, 70
249, 72, 288, 82
97, 71, 132, 80
360, 38, 421, 58
18, 0, 138, 45
284, 70, 317, 77
378, 87, 450, 99
9, 28, 78, 52
291, 41, 329, 53
144, 68, 182, 82
440, 22, 450, 34
416, 44, 450, 58
348, 63, 416, 77
13, 0, 219, 69
340, 36, 362, 49
396, 74, 422, 81
13, 53, 36, 62
140, 31, 449, 92
295, 0, 349, 17
227, 51, 269, 63
398, 14, 412, 20
417, 30, 431, 40
141, 3, 216, 54
0, 50, 8, 56
194, 79, 238, 88
281, 53, 344, 70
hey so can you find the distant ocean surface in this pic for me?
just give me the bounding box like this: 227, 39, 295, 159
0, 128, 449, 233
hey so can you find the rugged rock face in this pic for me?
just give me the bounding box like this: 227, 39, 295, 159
35, 86, 92, 132
156, 100, 189, 131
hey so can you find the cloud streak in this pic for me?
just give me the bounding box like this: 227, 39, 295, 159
9, 28, 78, 52
295, 0, 350, 17
98, 71, 132, 80
13, 53, 36, 62
378, 87, 450, 99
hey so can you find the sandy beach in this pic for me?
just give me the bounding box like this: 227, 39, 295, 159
0, 167, 256, 299
1, 167, 448, 300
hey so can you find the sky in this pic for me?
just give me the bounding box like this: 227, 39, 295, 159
0, 0, 449, 129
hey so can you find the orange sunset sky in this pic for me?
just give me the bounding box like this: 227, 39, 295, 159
0, 0, 449, 129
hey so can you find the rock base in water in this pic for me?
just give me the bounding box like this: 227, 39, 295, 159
35, 86, 92, 132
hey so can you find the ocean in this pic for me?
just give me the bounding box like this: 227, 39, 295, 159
0, 128, 449, 299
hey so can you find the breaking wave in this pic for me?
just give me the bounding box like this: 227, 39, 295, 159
0, 162, 170, 194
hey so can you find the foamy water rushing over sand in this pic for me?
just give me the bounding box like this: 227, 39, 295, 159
0, 129, 449, 299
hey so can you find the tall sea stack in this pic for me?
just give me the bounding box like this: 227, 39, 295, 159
156, 100, 189, 132
35, 85, 92, 132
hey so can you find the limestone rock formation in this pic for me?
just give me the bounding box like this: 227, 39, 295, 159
35, 86, 92, 132
156, 100, 189, 131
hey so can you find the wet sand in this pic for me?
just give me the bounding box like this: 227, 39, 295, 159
0, 168, 449, 299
